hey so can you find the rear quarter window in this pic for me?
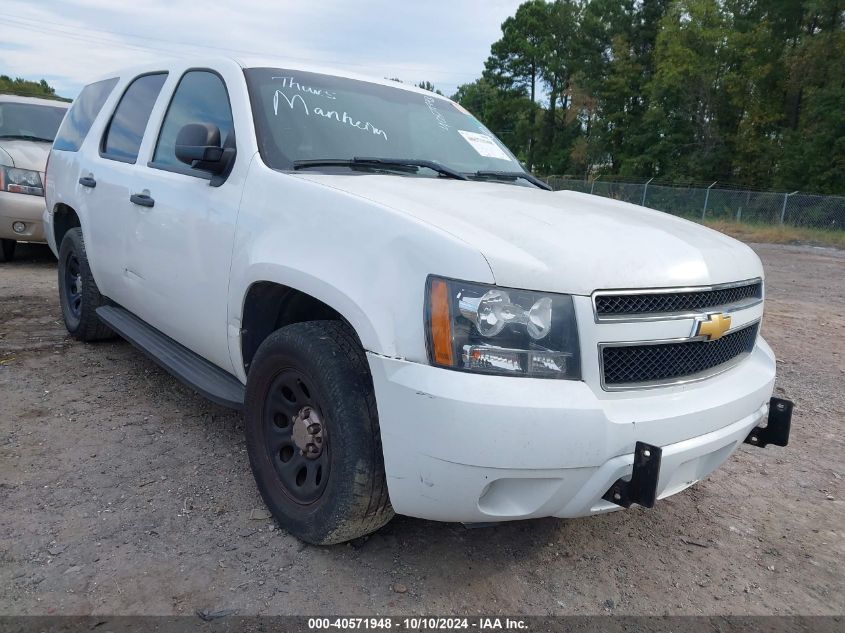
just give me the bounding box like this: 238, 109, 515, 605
53, 77, 119, 152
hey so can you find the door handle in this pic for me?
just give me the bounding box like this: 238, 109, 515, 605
78, 176, 96, 188
130, 193, 155, 208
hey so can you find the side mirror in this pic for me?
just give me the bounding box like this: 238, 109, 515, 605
174, 123, 235, 181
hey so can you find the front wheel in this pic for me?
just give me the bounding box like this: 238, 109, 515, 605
0, 239, 16, 263
244, 320, 393, 544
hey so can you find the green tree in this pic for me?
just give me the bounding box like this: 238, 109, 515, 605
483, 0, 555, 169
776, 0, 845, 194
644, 0, 737, 181
0, 75, 68, 101
450, 0, 844, 193
534, 0, 581, 174
416, 80, 444, 95
452, 78, 536, 162
644, 0, 844, 191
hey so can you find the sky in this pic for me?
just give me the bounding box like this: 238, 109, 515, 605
0, 0, 524, 100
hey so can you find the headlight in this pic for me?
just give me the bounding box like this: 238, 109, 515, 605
425, 276, 581, 379
0, 166, 44, 196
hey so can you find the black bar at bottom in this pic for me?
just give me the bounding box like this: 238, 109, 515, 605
745, 397, 793, 448
602, 441, 663, 509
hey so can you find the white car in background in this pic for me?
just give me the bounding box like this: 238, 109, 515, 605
44, 57, 791, 545
0, 94, 69, 262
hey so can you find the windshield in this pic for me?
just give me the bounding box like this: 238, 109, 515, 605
0, 101, 67, 141
245, 68, 526, 178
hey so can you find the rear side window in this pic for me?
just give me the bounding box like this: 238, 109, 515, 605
101, 73, 167, 163
53, 77, 118, 152
152, 70, 235, 175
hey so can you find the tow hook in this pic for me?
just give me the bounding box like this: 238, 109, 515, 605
745, 397, 793, 448
603, 441, 663, 509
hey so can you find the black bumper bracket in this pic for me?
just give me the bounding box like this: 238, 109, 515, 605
602, 441, 663, 509
744, 397, 793, 448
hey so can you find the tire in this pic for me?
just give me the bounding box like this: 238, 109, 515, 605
244, 320, 393, 544
57, 228, 113, 341
0, 239, 16, 263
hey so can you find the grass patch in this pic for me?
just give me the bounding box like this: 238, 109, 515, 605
701, 220, 845, 249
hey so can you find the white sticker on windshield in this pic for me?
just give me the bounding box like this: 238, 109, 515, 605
458, 130, 512, 161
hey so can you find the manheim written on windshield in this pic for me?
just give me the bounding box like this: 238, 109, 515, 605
244, 68, 520, 173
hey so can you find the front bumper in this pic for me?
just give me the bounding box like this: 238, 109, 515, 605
0, 190, 46, 242
367, 337, 778, 523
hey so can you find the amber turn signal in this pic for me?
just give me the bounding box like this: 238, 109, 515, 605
428, 278, 454, 366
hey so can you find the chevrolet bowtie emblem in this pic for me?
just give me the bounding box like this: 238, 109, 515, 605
694, 313, 732, 341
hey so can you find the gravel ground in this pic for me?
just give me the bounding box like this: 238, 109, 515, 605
0, 242, 842, 616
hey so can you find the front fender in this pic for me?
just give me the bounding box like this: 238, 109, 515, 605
226, 163, 493, 383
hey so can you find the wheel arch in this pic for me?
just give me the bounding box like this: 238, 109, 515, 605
52, 203, 82, 249
238, 279, 379, 375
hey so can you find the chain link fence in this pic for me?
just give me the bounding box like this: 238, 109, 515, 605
544, 176, 845, 231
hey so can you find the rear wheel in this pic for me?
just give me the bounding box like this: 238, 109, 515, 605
0, 239, 16, 263
57, 228, 113, 341
244, 320, 393, 544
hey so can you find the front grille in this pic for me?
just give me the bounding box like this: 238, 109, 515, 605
595, 280, 762, 317
601, 323, 759, 387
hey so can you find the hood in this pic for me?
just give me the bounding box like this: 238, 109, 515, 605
0, 139, 51, 173
294, 173, 763, 295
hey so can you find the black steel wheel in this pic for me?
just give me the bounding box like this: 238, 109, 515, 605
57, 228, 113, 341
244, 320, 393, 545
63, 251, 83, 322
263, 368, 330, 505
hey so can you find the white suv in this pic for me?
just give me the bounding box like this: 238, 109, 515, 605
45, 57, 791, 544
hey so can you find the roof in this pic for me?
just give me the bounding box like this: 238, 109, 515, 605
82, 55, 453, 102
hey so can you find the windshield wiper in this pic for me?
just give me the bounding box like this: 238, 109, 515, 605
293, 157, 468, 181
0, 134, 54, 143
473, 170, 552, 190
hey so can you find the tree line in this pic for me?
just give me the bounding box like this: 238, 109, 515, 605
448, 0, 844, 195
0, 75, 69, 101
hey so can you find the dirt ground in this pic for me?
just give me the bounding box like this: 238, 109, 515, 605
0, 242, 842, 617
